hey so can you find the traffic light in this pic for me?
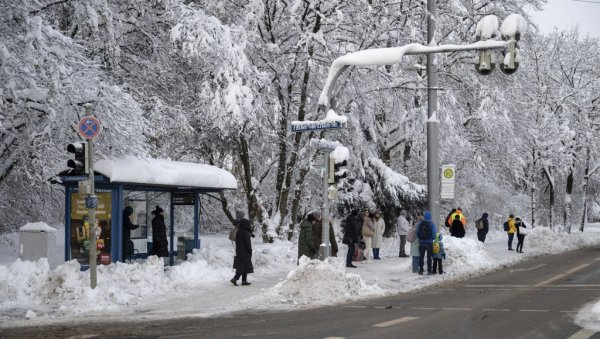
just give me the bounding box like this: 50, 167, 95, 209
499, 32, 520, 75
328, 155, 348, 185
475, 48, 495, 76
67, 142, 88, 174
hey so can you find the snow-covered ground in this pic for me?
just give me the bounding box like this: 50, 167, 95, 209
1, 224, 600, 329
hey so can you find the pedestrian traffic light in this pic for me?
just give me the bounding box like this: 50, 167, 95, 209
67, 142, 88, 174
328, 155, 348, 185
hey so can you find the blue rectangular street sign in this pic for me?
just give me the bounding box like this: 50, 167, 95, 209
290, 120, 344, 132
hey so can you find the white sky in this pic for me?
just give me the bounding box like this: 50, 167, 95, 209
530, 0, 600, 38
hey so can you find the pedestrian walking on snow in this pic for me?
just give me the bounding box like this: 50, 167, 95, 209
476, 213, 490, 243
397, 210, 409, 257
231, 219, 253, 286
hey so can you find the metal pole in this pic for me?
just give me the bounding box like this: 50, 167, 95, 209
84, 103, 97, 289
426, 0, 440, 229
321, 152, 331, 259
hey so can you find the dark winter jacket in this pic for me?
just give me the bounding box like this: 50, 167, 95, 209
344, 213, 360, 244
298, 219, 317, 259
313, 220, 338, 257
417, 211, 437, 244
122, 207, 139, 258
150, 214, 168, 257
234, 219, 254, 274
450, 218, 465, 238
477, 213, 490, 235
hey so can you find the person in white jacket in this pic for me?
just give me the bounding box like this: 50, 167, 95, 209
397, 210, 409, 257
371, 210, 386, 260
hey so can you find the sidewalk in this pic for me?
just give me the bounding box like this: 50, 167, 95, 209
1, 224, 600, 327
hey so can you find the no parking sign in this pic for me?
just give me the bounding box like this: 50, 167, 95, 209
78, 116, 102, 140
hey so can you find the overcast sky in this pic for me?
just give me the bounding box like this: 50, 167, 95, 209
530, 0, 600, 38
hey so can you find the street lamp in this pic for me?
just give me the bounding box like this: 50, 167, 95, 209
317, 14, 527, 226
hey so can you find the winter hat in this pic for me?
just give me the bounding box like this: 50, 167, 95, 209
307, 213, 316, 222
482, 212, 488, 219
400, 210, 407, 216
235, 210, 245, 219
124, 206, 134, 214
424, 211, 431, 220
151, 206, 164, 215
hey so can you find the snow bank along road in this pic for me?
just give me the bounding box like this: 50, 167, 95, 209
2, 247, 600, 338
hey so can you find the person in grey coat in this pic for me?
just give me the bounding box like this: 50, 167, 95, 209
397, 210, 409, 257
231, 219, 253, 286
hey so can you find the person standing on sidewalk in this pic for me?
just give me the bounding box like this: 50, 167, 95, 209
504, 214, 516, 251
343, 210, 360, 268
231, 219, 253, 286
397, 210, 409, 257
408, 214, 423, 273
417, 211, 436, 275
372, 210, 385, 260
361, 211, 376, 262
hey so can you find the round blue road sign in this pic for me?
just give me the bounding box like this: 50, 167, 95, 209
78, 116, 102, 140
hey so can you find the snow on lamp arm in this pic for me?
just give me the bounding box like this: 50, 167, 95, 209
317, 14, 528, 112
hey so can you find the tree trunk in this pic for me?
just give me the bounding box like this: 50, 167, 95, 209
580, 148, 590, 232
564, 160, 575, 234
543, 166, 554, 229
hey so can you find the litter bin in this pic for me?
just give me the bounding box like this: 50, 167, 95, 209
177, 237, 198, 260
19, 222, 59, 268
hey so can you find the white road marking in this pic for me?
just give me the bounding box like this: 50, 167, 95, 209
561, 310, 578, 313
323, 337, 346, 339
482, 309, 510, 312
534, 263, 590, 286
510, 264, 547, 273
373, 317, 419, 328
410, 307, 436, 310
344, 305, 367, 308
519, 309, 550, 312
567, 328, 597, 339
441, 308, 473, 311
465, 285, 530, 288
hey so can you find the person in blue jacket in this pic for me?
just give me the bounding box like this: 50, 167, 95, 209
416, 211, 437, 275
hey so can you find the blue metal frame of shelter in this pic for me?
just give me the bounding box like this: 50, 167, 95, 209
60, 173, 217, 268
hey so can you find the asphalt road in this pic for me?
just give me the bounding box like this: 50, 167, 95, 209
3, 247, 600, 339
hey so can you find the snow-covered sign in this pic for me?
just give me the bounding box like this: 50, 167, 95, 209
441, 164, 456, 200
309, 138, 338, 151
94, 156, 237, 190
290, 109, 348, 132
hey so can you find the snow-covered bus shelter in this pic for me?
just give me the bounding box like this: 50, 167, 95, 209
58, 157, 237, 268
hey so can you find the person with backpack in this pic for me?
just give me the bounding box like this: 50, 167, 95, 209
444, 209, 456, 230
408, 214, 423, 273
343, 210, 360, 268
515, 217, 527, 253
504, 214, 516, 251
416, 211, 436, 275
476, 213, 490, 243
397, 210, 410, 257
432, 232, 446, 274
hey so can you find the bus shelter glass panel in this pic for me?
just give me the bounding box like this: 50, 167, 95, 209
70, 191, 112, 265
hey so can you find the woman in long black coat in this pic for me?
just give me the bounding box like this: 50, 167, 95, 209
231, 218, 254, 286
150, 206, 169, 258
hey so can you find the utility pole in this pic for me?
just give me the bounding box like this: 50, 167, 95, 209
426, 0, 441, 228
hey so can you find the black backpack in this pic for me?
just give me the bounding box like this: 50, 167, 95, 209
503, 221, 509, 232
418, 221, 432, 240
